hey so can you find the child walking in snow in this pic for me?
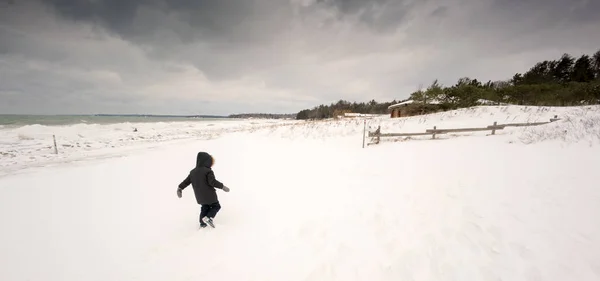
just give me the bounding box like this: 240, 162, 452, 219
177, 152, 230, 228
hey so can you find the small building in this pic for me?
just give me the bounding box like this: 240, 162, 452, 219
388, 99, 443, 118
388, 100, 414, 118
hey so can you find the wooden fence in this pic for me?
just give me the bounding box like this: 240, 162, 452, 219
364, 115, 561, 146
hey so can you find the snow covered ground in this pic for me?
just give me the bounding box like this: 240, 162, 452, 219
1, 105, 600, 281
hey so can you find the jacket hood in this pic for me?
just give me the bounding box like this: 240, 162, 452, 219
196, 152, 213, 168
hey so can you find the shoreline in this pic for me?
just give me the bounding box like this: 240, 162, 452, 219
0, 118, 301, 177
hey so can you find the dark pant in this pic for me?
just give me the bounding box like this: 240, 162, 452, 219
200, 201, 221, 223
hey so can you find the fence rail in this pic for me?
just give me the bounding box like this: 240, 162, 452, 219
365, 115, 560, 146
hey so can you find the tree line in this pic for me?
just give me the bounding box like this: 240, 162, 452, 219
296, 49, 600, 120
296, 99, 403, 120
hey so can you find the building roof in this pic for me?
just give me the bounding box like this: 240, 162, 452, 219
388, 99, 442, 109
388, 100, 414, 109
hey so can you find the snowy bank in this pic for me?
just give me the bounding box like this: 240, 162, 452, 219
254, 105, 600, 146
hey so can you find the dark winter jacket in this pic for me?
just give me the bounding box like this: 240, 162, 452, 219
178, 152, 225, 205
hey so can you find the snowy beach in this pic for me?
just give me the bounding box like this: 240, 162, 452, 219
1, 105, 600, 281
0, 118, 300, 177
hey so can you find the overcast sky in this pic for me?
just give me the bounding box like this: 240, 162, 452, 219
1, 0, 599, 115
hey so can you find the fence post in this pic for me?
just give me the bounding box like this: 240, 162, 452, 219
491, 121, 497, 135
362, 119, 366, 148
432, 126, 436, 139
376, 125, 381, 144
53, 135, 58, 154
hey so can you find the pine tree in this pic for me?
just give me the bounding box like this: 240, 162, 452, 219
571, 55, 595, 82
592, 49, 600, 80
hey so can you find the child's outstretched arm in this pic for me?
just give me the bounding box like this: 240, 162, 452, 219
179, 174, 191, 190
177, 174, 191, 198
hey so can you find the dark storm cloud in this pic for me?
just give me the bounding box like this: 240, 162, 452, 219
39, 0, 293, 44
430, 6, 448, 17
491, 0, 600, 24
0, 26, 68, 62
39, 0, 139, 32
486, 0, 600, 35
1, 0, 599, 115
0, 26, 21, 55
33, 0, 428, 81
14, 0, 600, 51
39, 0, 423, 42
325, 0, 391, 13
308, 0, 419, 32
35, 0, 300, 81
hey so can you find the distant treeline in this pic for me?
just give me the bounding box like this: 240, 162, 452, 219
228, 113, 296, 119
296, 100, 404, 120
296, 49, 600, 120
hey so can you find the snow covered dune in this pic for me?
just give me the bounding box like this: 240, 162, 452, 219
257, 105, 600, 146
1, 105, 599, 281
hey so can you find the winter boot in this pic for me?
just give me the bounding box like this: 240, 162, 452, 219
202, 216, 215, 228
